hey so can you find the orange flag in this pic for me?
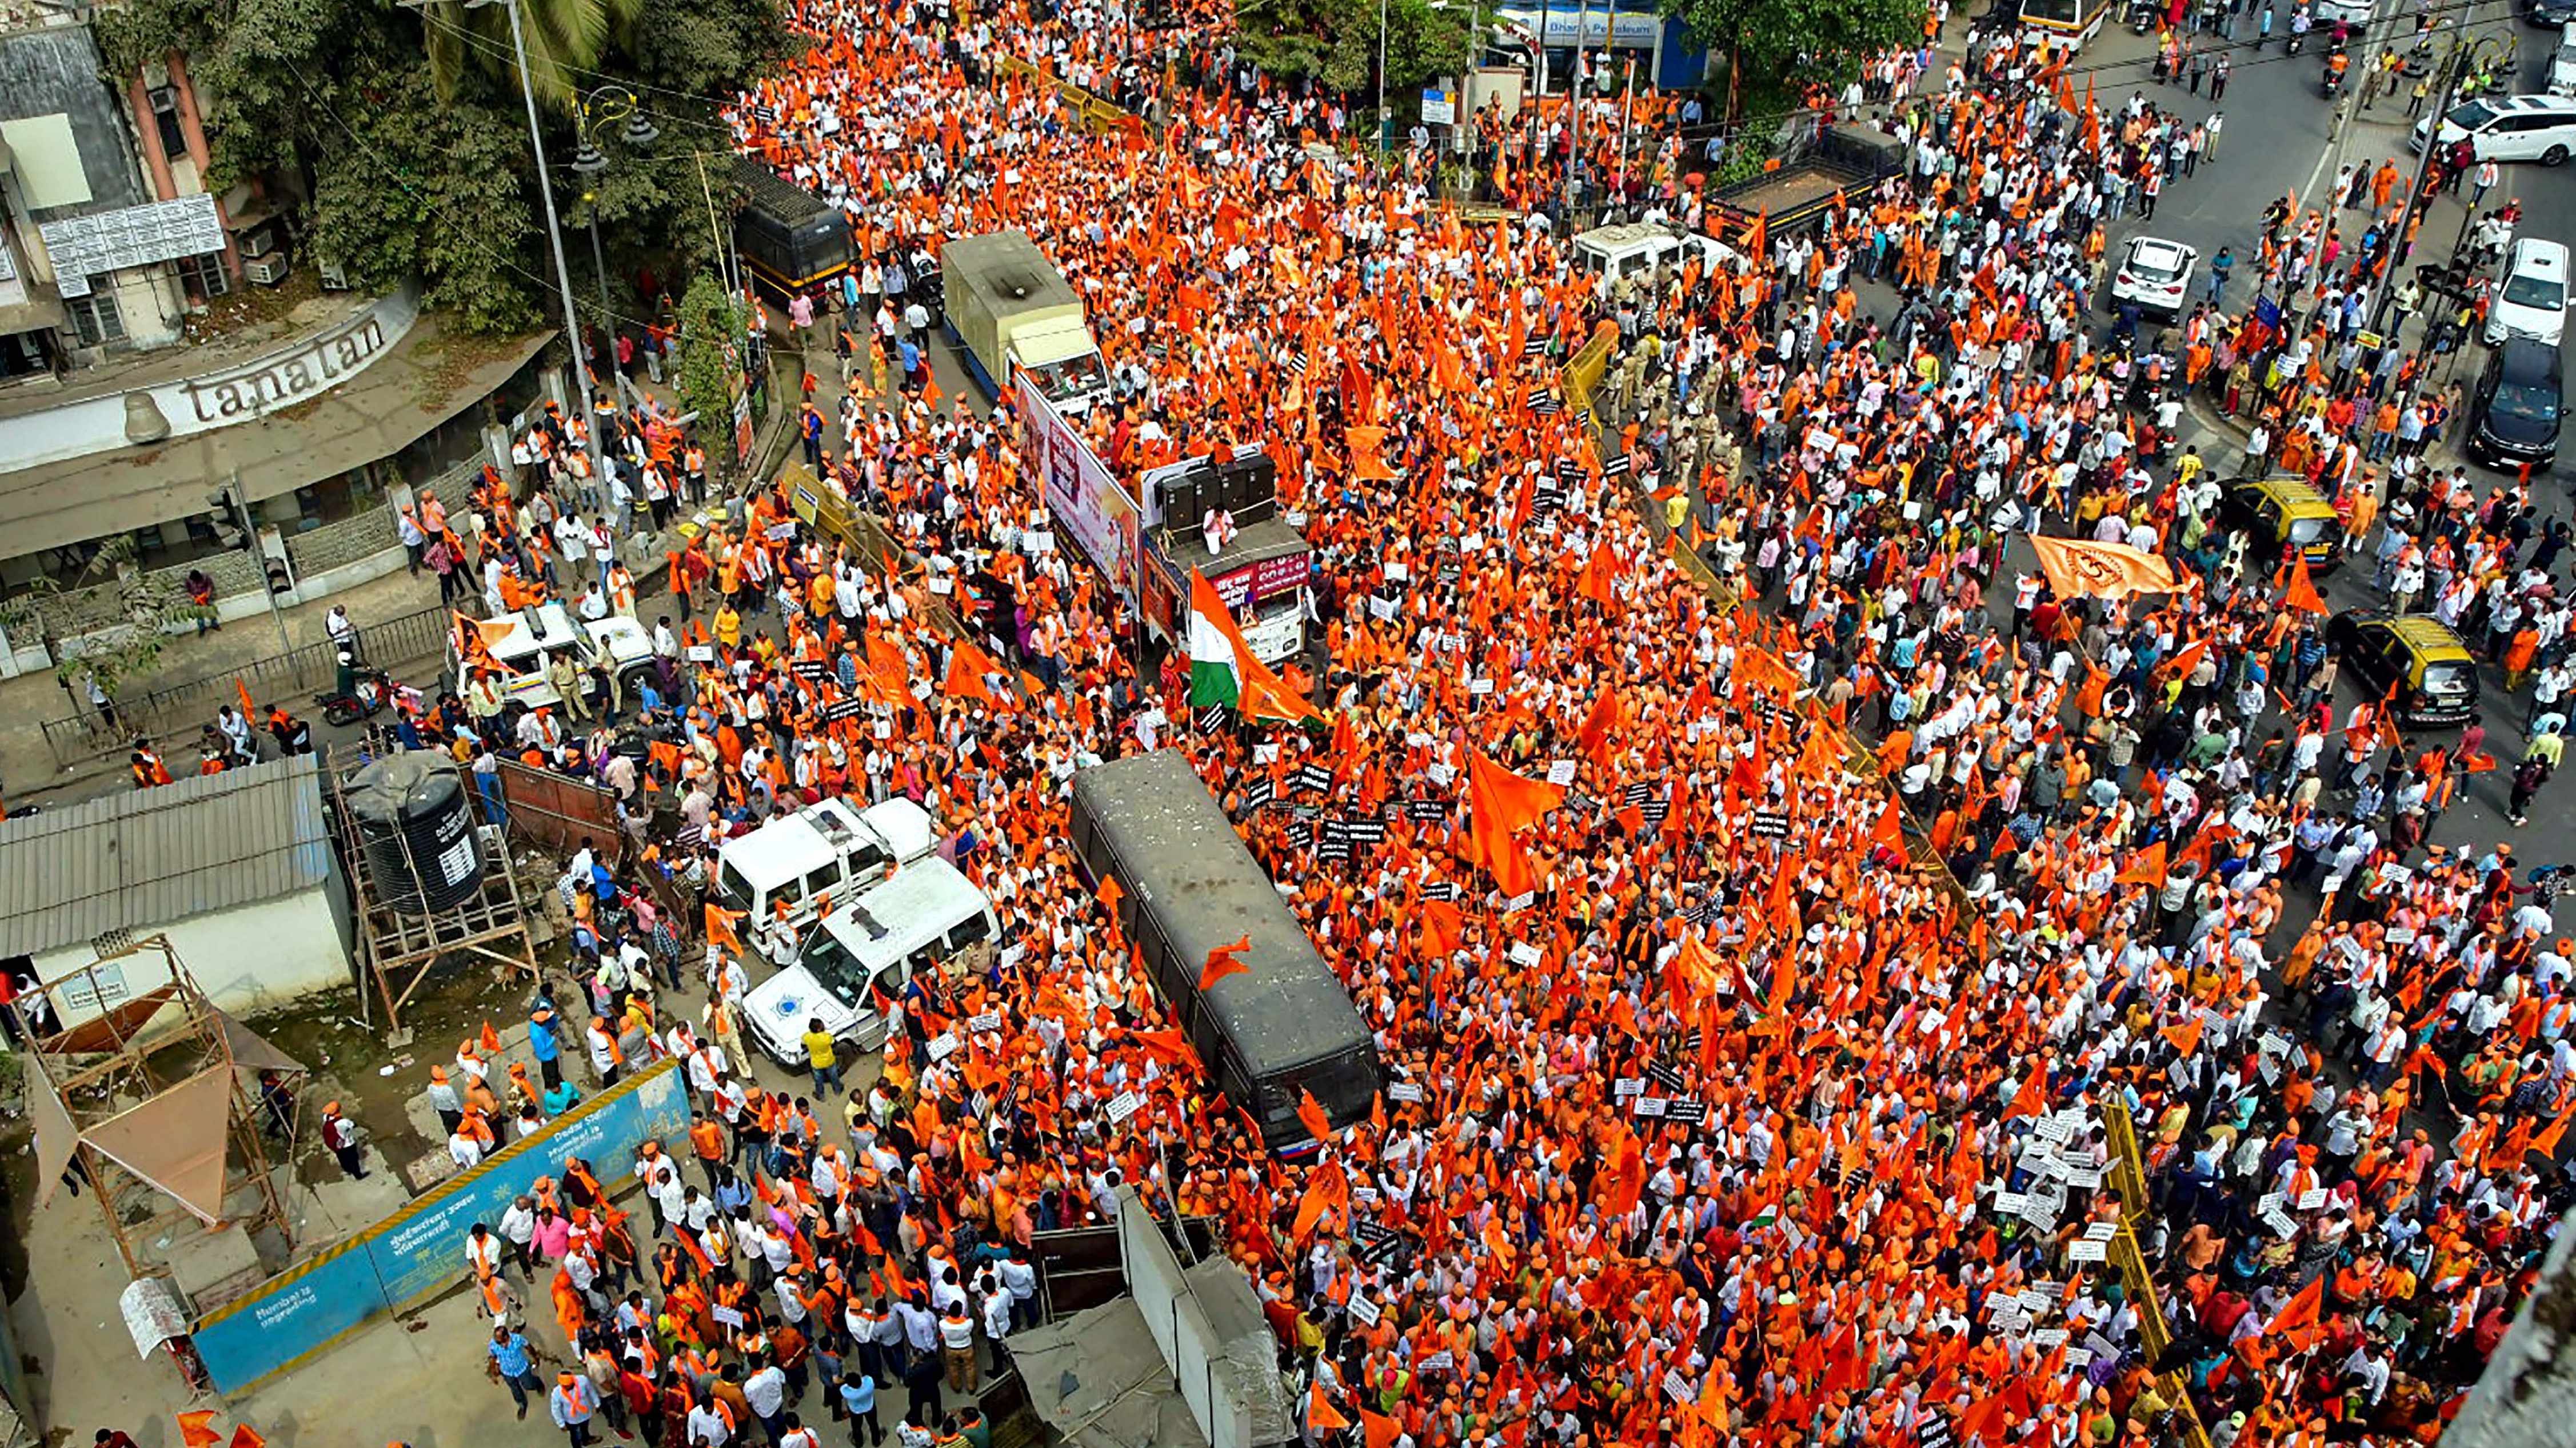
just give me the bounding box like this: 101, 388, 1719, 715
2268, 1274, 2324, 1335
704, 902, 746, 951
229, 1427, 266, 1448
2026, 533, 2178, 602
1096, 872, 1127, 919
1417, 897, 1465, 957
236, 677, 257, 725
2115, 841, 2168, 887
942, 637, 1010, 707
2160, 1016, 2205, 1056
1291, 1160, 1349, 1241
1361, 1410, 1405, 1448
2005, 1064, 2048, 1120
2282, 555, 2330, 615
178, 1413, 221, 1448
1307, 1383, 1351, 1434
2525, 1101, 2576, 1162
1197, 934, 1252, 991
1296, 1087, 1335, 1145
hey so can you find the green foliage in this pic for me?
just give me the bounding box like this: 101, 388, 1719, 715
94, 0, 790, 337
1659, 0, 1924, 116
1232, 0, 1472, 97
675, 272, 742, 462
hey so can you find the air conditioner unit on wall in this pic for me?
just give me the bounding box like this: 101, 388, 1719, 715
242, 254, 289, 285
317, 259, 350, 291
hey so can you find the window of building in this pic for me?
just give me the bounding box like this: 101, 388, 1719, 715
174, 251, 229, 303
147, 85, 188, 163
65, 284, 125, 346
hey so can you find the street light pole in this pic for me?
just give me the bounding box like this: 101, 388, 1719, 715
1379, 0, 1391, 153
473, 0, 601, 486
572, 86, 653, 401
2366, 43, 2461, 339
1562, 0, 1589, 220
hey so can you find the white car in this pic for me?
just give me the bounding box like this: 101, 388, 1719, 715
2410, 94, 2576, 165
2486, 238, 2570, 347
454, 602, 659, 713
2108, 236, 2198, 321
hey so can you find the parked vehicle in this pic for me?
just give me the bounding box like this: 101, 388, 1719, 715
713, 797, 941, 963
2410, 94, 2576, 165
2325, 612, 2482, 728
742, 859, 999, 1065
2467, 335, 2565, 469
1067, 750, 1382, 1154
2485, 238, 2569, 346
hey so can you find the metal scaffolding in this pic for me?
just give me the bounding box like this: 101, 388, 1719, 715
323, 746, 540, 1045
14, 932, 296, 1286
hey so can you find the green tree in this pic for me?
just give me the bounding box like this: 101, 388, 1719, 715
674, 272, 744, 475
1232, 0, 1471, 99
95, 0, 785, 337
1658, 0, 1924, 118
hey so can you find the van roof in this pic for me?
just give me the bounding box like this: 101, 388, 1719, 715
818, 857, 989, 968
486, 604, 582, 660
1573, 222, 1678, 255
2511, 238, 2570, 273
718, 798, 938, 893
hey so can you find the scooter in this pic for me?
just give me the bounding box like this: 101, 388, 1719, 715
315, 669, 394, 728
2322, 49, 2349, 98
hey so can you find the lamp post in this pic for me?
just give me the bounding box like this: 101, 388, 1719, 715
570, 85, 660, 394
408, 0, 601, 486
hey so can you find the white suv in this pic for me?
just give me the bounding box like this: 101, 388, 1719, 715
2108, 236, 2198, 321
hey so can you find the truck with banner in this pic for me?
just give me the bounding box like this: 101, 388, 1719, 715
1133, 446, 1311, 666
1018, 370, 1143, 608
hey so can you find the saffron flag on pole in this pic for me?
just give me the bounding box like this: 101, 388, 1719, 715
1188, 569, 1320, 724
2025, 533, 2179, 602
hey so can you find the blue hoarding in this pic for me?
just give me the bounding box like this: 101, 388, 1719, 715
191, 1060, 689, 1395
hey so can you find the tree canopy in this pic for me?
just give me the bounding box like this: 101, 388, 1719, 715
97, 0, 793, 335
1658, 0, 1924, 113
1231, 0, 1472, 102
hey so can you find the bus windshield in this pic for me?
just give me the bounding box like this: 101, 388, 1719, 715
2020, 0, 2087, 26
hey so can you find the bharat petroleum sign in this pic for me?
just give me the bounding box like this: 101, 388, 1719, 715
178, 305, 396, 423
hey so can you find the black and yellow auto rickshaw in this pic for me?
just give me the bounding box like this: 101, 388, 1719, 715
2325, 610, 2482, 729
2218, 475, 2344, 574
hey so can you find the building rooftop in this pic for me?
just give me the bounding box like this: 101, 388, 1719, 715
0, 752, 336, 961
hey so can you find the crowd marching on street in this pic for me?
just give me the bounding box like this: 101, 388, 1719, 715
158, 0, 2576, 1444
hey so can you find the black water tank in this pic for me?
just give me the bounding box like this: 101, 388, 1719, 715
348, 752, 484, 914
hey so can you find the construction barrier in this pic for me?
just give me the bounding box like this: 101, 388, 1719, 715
190, 1059, 689, 1395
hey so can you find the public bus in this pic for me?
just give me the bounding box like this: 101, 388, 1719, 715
1066, 750, 1383, 1154
2019, 0, 2106, 47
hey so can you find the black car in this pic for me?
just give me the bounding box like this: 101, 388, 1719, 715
2532, 0, 2576, 25
2467, 336, 2563, 470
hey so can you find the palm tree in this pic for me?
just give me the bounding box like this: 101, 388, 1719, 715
419, 0, 646, 110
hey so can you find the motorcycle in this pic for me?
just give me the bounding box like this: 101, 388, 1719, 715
315, 669, 394, 728
2322, 51, 2349, 98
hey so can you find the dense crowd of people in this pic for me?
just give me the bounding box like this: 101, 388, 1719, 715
226, 0, 2576, 1445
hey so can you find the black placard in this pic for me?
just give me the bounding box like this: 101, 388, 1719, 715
1645, 1059, 1688, 1094
1622, 782, 1654, 807
1295, 763, 1334, 795
1344, 817, 1387, 844
1194, 706, 1231, 731
1600, 452, 1633, 478
1241, 777, 1276, 812
824, 698, 869, 722
1666, 1097, 1710, 1126
791, 658, 829, 679
1751, 810, 1790, 839
1404, 797, 1447, 822
1421, 880, 1461, 902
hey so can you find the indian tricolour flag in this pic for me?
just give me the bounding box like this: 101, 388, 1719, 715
1187, 569, 1317, 723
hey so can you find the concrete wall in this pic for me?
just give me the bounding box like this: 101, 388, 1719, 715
32, 891, 353, 1031
2442, 1207, 2576, 1446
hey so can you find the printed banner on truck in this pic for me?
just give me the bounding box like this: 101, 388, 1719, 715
1019, 369, 1140, 605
